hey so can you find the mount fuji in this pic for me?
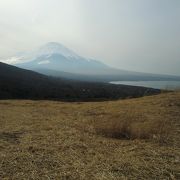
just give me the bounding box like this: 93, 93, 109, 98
2, 42, 180, 82
15, 42, 112, 75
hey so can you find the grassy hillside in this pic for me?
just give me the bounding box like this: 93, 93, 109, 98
0, 92, 180, 179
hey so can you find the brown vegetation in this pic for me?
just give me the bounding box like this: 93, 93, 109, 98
0, 92, 180, 179
94, 106, 173, 143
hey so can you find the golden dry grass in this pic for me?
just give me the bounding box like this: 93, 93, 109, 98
93, 101, 174, 142
0, 92, 180, 179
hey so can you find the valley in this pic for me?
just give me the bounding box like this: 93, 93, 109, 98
0, 62, 160, 101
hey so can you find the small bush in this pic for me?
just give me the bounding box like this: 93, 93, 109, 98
94, 112, 172, 143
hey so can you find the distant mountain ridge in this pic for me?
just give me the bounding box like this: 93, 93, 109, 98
1, 42, 180, 82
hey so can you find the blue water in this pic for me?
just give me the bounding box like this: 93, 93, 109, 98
110, 81, 180, 90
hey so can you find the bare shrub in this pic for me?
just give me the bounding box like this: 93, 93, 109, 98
94, 111, 172, 143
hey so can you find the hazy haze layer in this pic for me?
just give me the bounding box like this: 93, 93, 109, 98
0, 0, 180, 75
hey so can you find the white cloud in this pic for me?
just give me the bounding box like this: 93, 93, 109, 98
0, 57, 23, 64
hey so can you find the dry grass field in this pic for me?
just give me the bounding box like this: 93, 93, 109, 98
0, 92, 180, 179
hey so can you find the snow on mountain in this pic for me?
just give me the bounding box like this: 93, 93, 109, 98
10, 42, 109, 74
0, 42, 81, 65
38, 60, 50, 65
36, 42, 80, 59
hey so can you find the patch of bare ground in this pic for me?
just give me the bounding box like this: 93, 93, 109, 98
0, 92, 180, 179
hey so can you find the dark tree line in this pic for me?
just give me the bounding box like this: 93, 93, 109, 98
0, 62, 160, 101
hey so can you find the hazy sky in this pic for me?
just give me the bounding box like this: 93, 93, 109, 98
0, 0, 180, 75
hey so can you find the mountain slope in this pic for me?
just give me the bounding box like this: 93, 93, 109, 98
17, 53, 109, 75
0, 62, 161, 100
3, 42, 180, 81
14, 42, 109, 75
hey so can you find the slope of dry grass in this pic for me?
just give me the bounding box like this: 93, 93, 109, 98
0, 92, 180, 179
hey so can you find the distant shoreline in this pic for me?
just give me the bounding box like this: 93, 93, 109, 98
110, 80, 180, 90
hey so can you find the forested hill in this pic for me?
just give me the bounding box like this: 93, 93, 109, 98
0, 62, 160, 101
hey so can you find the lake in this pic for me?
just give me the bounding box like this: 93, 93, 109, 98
110, 81, 180, 90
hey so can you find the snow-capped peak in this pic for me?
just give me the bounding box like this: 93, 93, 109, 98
37, 42, 80, 59
0, 42, 81, 65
